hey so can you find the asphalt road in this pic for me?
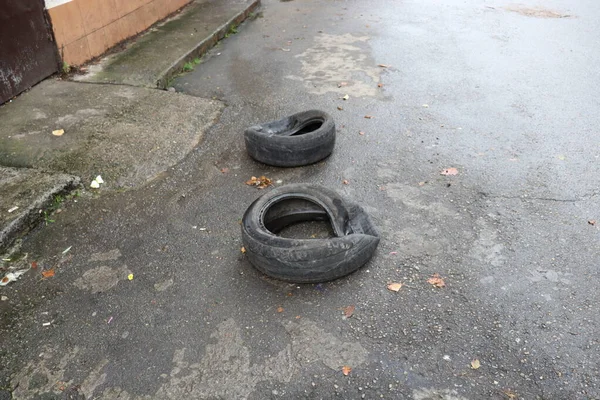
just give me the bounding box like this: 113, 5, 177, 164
1, 0, 599, 399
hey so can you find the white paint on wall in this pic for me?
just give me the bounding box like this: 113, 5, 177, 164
45, 0, 73, 9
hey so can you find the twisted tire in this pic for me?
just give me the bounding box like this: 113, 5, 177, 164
244, 110, 335, 167
241, 184, 380, 283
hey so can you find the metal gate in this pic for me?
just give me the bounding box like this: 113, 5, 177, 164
0, 0, 59, 104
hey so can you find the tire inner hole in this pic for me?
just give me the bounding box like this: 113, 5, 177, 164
264, 198, 335, 239
290, 119, 323, 136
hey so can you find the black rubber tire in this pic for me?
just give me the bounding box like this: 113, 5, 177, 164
241, 184, 380, 283
244, 110, 336, 167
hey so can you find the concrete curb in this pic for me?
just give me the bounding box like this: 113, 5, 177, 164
156, 0, 261, 89
0, 172, 80, 254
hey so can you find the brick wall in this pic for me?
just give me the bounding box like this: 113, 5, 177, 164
46, 0, 192, 66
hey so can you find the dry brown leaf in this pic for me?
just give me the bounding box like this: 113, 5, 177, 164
359, 131, 365, 135
342, 366, 352, 376
440, 167, 459, 176
1, 277, 8, 284
337, 106, 343, 111
52, 129, 64, 136
342, 179, 349, 185
277, 306, 284, 313
588, 220, 596, 226
504, 6, 571, 19
471, 359, 481, 369
427, 273, 446, 288
387, 282, 403, 292
42, 269, 55, 278
364, 115, 374, 119
245, 175, 273, 189
378, 64, 391, 68
241, 246, 246, 254
343, 305, 355, 318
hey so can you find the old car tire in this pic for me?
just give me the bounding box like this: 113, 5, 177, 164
241, 184, 380, 283
244, 110, 335, 167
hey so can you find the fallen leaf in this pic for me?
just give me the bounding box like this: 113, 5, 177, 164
277, 306, 284, 313
588, 220, 596, 226
440, 167, 459, 176
342, 179, 349, 185
128, 273, 134, 281
220, 168, 229, 174
359, 131, 365, 135
241, 246, 246, 254
1, 277, 8, 284
42, 269, 55, 278
342, 94, 349, 100
337, 106, 344, 111
342, 366, 352, 375
427, 273, 446, 288
52, 129, 64, 136
245, 175, 273, 189
378, 64, 391, 68
338, 82, 348, 88
387, 282, 403, 292
504, 6, 571, 19
377, 83, 383, 88
343, 305, 355, 318
471, 359, 481, 369
31, 261, 38, 269
364, 115, 374, 119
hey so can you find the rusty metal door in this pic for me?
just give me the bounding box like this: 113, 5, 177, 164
0, 0, 59, 104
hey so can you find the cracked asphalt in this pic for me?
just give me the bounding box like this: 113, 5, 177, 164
1, 0, 599, 399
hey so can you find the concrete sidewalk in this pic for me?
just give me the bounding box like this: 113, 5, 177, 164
76, 0, 259, 88
0, 0, 259, 253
